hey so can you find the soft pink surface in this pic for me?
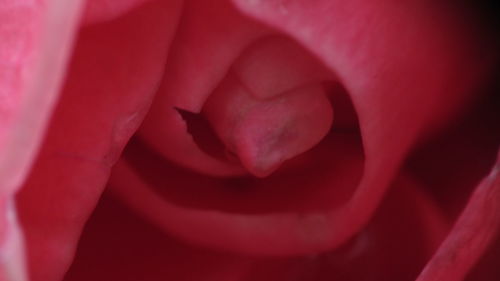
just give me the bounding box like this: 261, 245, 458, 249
1, 0, 83, 279
1, 0, 497, 281
16, 1, 182, 280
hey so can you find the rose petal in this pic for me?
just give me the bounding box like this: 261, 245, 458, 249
0, 0, 83, 280
416, 151, 500, 281
125, 0, 498, 256
0, 0, 83, 195
63, 192, 255, 281
110, 133, 364, 255
0, 199, 28, 281
76, 168, 448, 281
203, 75, 333, 177
82, 0, 155, 25
231, 0, 499, 251
16, 1, 182, 280
139, 0, 273, 177
408, 90, 500, 218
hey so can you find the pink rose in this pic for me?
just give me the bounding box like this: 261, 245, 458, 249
1, 0, 499, 281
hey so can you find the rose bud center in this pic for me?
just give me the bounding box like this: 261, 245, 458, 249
203, 37, 334, 177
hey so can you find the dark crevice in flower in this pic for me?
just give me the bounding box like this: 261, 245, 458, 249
467, 232, 500, 281
406, 68, 500, 219
122, 128, 364, 214
456, 0, 500, 33
174, 107, 233, 162
324, 82, 360, 133
122, 29, 369, 255
173, 79, 358, 180
163, 36, 357, 179
139, 33, 351, 178
75, 172, 444, 280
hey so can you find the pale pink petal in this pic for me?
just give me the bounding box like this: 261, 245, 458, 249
0, 0, 84, 280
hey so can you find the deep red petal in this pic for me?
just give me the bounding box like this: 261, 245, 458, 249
63, 192, 255, 281
66, 170, 448, 281
82, 0, 155, 24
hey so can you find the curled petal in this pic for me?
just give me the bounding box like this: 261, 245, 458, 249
416, 152, 500, 281
204, 74, 333, 177
232, 0, 499, 251
139, 0, 273, 177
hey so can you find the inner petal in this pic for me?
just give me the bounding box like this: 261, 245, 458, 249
204, 72, 333, 177
231, 36, 331, 100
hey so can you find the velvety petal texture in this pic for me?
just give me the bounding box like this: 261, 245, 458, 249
118, 0, 498, 259
231, 0, 498, 254
66, 173, 448, 281
416, 153, 500, 281
1, 0, 498, 280
16, 1, 182, 280
139, 0, 271, 177
0, 0, 84, 279
82, 0, 155, 24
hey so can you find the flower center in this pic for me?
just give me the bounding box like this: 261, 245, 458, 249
203, 37, 334, 177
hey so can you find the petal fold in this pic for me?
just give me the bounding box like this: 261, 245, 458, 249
232, 0, 499, 249
16, 1, 183, 280
1, 1, 84, 280
416, 151, 500, 281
